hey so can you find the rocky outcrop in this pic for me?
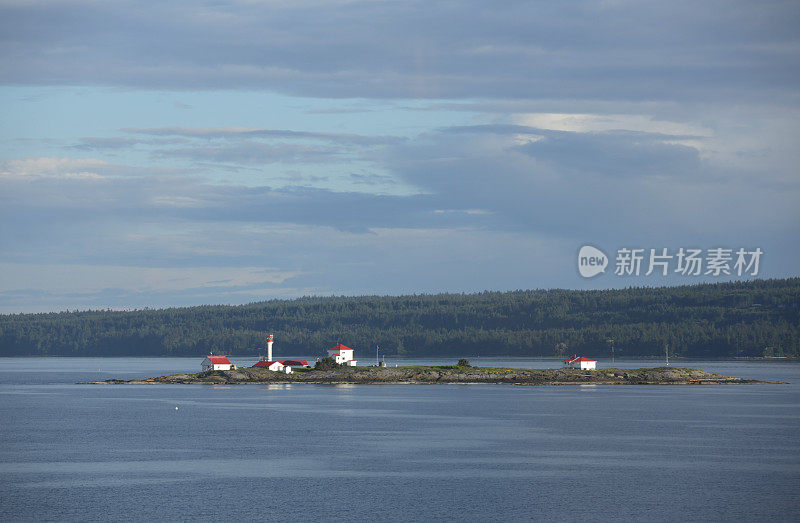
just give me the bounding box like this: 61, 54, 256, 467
80, 366, 776, 385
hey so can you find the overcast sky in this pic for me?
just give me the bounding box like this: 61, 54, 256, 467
1, 0, 798, 313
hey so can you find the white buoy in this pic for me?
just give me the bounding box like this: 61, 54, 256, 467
174, 406, 179, 410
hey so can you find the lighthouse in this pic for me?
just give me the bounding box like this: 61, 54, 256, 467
252, 332, 310, 371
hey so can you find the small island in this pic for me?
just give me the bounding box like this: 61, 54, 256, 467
83, 364, 773, 386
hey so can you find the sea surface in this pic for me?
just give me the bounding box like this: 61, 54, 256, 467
1, 357, 798, 522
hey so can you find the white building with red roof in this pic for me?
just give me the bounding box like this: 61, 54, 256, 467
250, 334, 309, 373
562, 355, 597, 370
253, 360, 285, 372
202, 355, 233, 371
327, 343, 357, 366
252, 359, 309, 373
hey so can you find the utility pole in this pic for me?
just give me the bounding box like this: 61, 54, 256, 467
606, 339, 615, 366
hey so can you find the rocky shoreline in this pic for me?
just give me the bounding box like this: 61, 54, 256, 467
80, 366, 778, 386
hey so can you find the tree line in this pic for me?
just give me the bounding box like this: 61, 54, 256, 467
0, 278, 797, 358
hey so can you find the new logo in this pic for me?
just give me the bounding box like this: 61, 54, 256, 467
578, 245, 608, 278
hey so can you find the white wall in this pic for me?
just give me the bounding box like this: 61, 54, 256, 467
564, 360, 597, 370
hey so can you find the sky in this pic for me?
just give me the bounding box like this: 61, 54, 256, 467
1, 0, 798, 313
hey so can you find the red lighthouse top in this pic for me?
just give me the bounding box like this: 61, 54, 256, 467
267, 334, 273, 342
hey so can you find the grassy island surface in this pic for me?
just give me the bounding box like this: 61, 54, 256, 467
84, 365, 776, 385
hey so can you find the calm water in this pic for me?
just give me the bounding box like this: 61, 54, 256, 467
1, 358, 798, 522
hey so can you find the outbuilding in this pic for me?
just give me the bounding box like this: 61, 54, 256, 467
327, 344, 358, 366
252, 359, 309, 373
202, 355, 233, 371
562, 355, 597, 370
253, 360, 285, 372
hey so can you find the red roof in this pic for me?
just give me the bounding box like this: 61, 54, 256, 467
328, 344, 353, 352
207, 356, 231, 365
280, 360, 308, 367
253, 360, 283, 367
562, 356, 596, 363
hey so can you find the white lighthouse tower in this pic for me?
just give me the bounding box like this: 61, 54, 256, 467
267, 333, 274, 361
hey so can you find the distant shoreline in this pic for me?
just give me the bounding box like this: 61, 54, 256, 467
6, 278, 798, 360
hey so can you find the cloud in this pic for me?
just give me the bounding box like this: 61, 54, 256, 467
1, 1, 798, 102
86, 126, 407, 170
349, 173, 398, 186
511, 113, 714, 137
1, 129, 798, 313
154, 141, 340, 164
71, 137, 142, 151
124, 127, 404, 145
379, 124, 800, 246
0, 156, 469, 239
516, 129, 705, 179
2, 2, 798, 312
5, 110, 798, 254
0, 157, 113, 179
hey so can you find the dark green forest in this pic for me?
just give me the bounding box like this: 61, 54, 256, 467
1, 278, 798, 359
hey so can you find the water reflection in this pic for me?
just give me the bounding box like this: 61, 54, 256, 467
263, 384, 292, 390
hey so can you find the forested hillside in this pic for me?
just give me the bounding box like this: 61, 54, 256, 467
1, 279, 798, 358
